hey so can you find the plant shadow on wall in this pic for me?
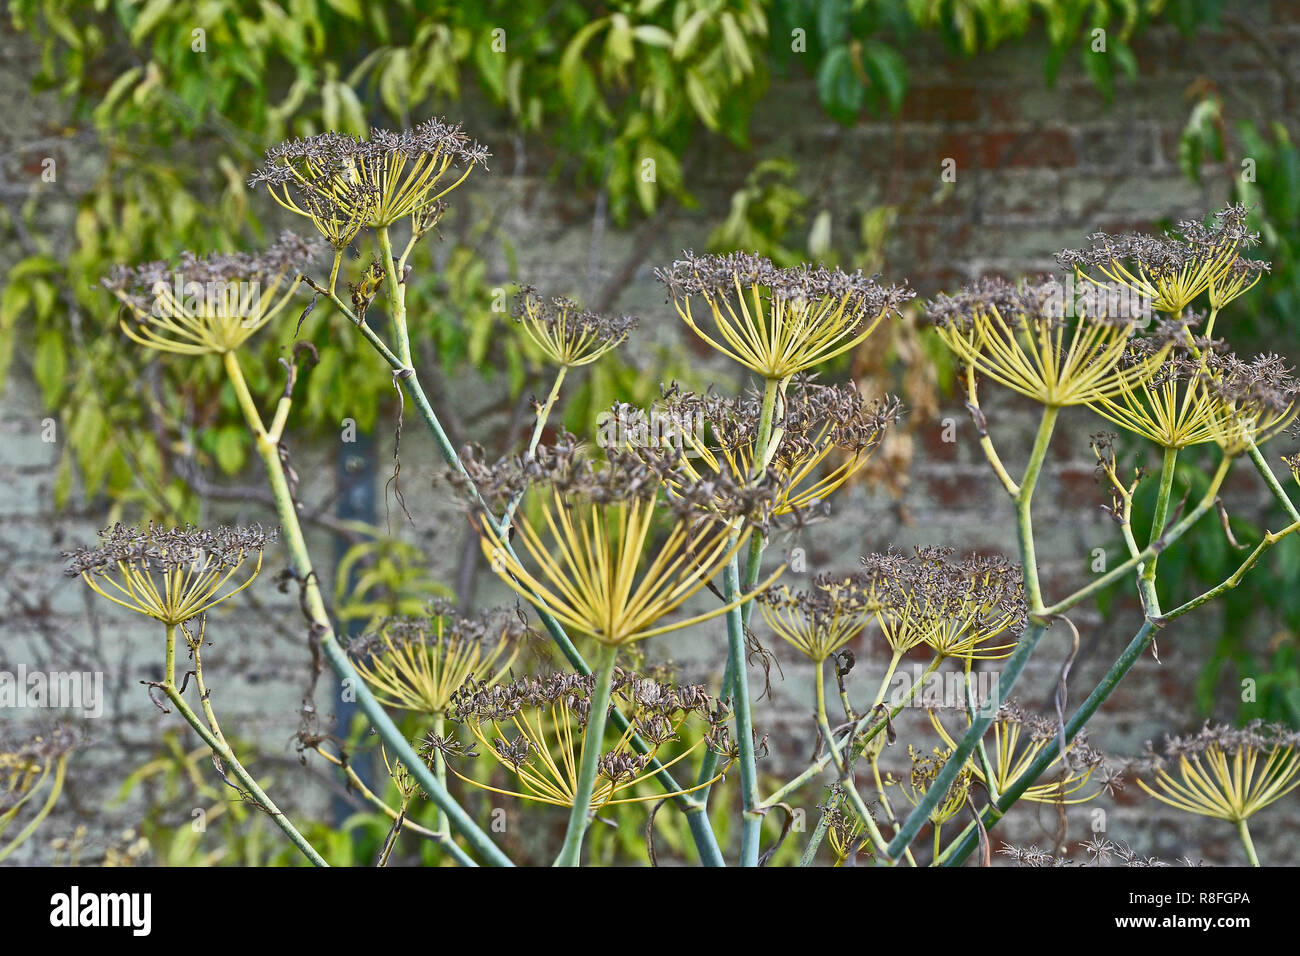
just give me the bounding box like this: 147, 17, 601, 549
40, 114, 1300, 866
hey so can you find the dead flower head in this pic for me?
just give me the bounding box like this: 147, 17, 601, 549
1137, 720, 1300, 824
1059, 204, 1267, 318
655, 251, 912, 380
445, 669, 729, 810
856, 548, 1025, 662
644, 378, 903, 516
512, 287, 637, 368
251, 118, 490, 231
929, 276, 1169, 407
64, 523, 276, 626
347, 600, 526, 716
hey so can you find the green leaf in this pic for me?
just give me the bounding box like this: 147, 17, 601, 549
323, 0, 364, 21
32, 330, 67, 407
130, 0, 174, 44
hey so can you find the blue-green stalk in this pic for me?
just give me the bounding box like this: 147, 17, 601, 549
554, 642, 619, 866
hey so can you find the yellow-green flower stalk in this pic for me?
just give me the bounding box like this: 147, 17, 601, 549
102, 233, 316, 356
1138, 721, 1300, 866
655, 251, 911, 381
63, 524, 274, 627
251, 119, 490, 230
931, 276, 1167, 407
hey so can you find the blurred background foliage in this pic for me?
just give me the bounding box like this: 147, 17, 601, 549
8, 0, 1300, 862
3, 0, 1236, 522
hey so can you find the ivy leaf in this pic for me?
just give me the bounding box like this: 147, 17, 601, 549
32, 330, 67, 408
816, 45, 864, 124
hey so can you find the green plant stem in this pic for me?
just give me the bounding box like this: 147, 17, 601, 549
763, 656, 942, 807
162, 625, 327, 867
1143, 446, 1179, 582
1237, 819, 1260, 866
1160, 518, 1300, 621
886, 623, 1047, 860
314, 745, 475, 866
798, 804, 832, 866
1033, 455, 1232, 620
725, 554, 764, 866
222, 351, 513, 866
502, 365, 566, 527
376, 226, 411, 367
1015, 404, 1058, 610
554, 642, 619, 867
715, 375, 783, 865
1248, 439, 1300, 522
936, 618, 1158, 866
814, 661, 890, 855
339, 266, 722, 860
886, 403, 1059, 861
432, 712, 450, 841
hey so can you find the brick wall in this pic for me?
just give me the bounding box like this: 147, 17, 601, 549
3, 5, 1299, 865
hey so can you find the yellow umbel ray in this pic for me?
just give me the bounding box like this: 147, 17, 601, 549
1139, 726, 1300, 823
656, 252, 910, 380
676, 419, 873, 516
757, 583, 878, 662
349, 615, 520, 716
65, 524, 275, 627
1080, 247, 1240, 315
936, 297, 1165, 408
930, 710, 1104, 805
80, 554, 263, 627
255, 121, 487, 230
512, 290, 636, 369
479, 493, 779, 646
1088, 362, 1224, 449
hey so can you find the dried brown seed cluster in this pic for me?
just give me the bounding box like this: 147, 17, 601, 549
662, 377, 902, 461
452, 432, 779, 523
999, 840, 1170, 867
101, 232, 319, 311
251, 120, 490, 187
251, 119, 490, 230
348, 599, 527, 660
927, 275, 1141, 331
656, 250, 911, 314
63, 523, 277, 577
859, 548, 1025, 627
450, 669, 717, 734
1203, 351, 1300, 417
757, 574, 880, 661
1058, 204, 1261, 277
1141, 719, 1300, 769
